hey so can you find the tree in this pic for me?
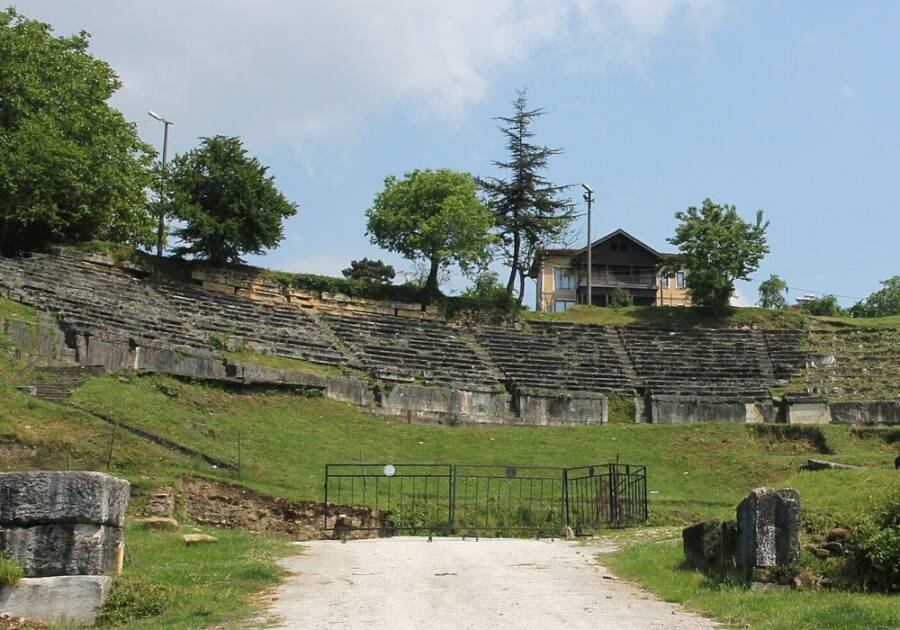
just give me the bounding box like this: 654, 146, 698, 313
167, 136, 297, 266
0, 9, 154, 255
342, 258, 396, 284
365, 169, 493, 297
850, 275, 900, 318
666, 199, 769, 314
481, 90, 574, 304
801, 295, 844, 317
461, 271, 507, 301
758, 274, 789, 310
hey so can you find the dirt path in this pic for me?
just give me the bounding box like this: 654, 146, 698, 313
265, 537, 716, 629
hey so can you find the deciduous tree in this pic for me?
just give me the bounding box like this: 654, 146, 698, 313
758, 274, 788, 309
850, 275, 900, 318
666, 199, 769, 314
167, 136, 297, 266
0, 9, 154, 255
365, 169, 493, 297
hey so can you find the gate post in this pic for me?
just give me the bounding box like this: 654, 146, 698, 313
323, 464, 330, 531
448, 464, 456, 534
562, 467, 570, 531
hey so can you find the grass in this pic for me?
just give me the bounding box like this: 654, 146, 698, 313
523, 304, 900, 330
98, 523, 291, 629
0, 295, 38, 322
0, 555, 24, 586
64, 371, 898, 526
604, 535, 900, 630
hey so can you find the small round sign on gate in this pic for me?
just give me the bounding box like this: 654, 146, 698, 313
505, 466, 517, 479
383, 464, 396, 477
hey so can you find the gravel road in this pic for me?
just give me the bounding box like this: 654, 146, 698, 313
266, 537, 716, 629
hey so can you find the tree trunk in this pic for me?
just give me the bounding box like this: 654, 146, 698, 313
425, 257, 440, 298
517, 268, 526, 306
505, 215, 520, 296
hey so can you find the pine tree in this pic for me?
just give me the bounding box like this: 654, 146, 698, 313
481, 90, 574, 304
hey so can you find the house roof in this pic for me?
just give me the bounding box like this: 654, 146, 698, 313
543, 229, 671, 261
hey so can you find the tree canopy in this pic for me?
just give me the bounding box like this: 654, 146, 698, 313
0, 9, 154, 255
365, 169, 493, 296
758, 274, 788, 310
800, 294, 844, 317
481, 90, 574, 304
666, 199, 769, 313
342, 258, 396, 284
167, 136, 297, 266
850, 275, 900, 318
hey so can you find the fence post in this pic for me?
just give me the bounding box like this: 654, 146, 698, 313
562, 467, 570, 531
448, 465, 456, 534
323, 465, 329, 531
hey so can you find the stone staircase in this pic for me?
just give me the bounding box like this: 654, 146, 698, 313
33, 366, 104, 403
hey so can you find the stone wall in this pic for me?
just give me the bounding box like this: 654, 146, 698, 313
647, 395, 774, 424
0, 472, 130, 624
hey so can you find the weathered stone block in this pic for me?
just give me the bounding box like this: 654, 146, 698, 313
737, 488, 801, 568
0, 575, 112, 625
782, 394, 830, 424
0, 472, 130, 527
650, 395, 748, 424
0, 524, 123, 576
683, 520, 723, 571
516, 388, 606, 425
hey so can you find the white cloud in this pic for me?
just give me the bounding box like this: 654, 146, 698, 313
838, 83, 857, 100
730, 285, 751, 307
15, 1, 727, 156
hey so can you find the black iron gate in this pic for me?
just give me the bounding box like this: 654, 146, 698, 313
323, 462, 647, 535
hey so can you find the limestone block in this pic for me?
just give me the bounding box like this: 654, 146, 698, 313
0, 524, 123, 576
682, 520, 723, 571
0, 472, 130, 527
201, 281, 236, 296
182, 534, 217, 545
0, 575, 112, 625
782, 394, 830, 424
737, 488, 801, 568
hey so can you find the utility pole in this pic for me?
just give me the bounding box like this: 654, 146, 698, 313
148, 111, 174, 258
582, 183, 594, 306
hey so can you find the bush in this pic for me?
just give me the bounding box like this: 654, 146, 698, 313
0, 555, 24, 586
609, 287, 632, 308
800, 295, 845, 317
847, 493, 900, 592
266, 270, 430, 304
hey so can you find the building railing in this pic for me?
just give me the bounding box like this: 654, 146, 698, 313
579, 271, 658, 288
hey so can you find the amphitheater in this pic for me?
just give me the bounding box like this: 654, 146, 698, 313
1, 248, 897, 427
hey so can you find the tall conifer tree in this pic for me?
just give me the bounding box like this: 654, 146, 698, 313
481, 90, 574, 304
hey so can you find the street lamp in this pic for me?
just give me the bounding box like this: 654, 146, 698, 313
582, 183, 594, 306
148, 111, 174, 258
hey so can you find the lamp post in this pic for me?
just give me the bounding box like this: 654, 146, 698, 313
582, 183, 594, 306
148, 111, 173, 258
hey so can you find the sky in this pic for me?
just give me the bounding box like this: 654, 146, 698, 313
12, 1, 900, 308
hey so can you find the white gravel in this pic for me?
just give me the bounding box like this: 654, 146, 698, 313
266, 537, 716, 629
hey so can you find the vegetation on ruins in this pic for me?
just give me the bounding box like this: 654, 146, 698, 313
341, 258, 396, 284
758, 274, 789, 309
167, 135, 297, 265
850, 275, 900, 318
0, 9, 155, 256
0, 555, 23, 586
366, 169, 494, 296
800, 294, 845, 317
845, 494, 900, 593
665, 199, 769, 314
480, 90, 575, 304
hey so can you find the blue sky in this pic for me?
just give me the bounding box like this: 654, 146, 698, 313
14, 1, 900, 307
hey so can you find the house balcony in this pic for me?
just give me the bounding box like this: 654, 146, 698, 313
579, 270, 658, 289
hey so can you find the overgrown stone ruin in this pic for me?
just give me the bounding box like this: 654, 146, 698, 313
0, 248, 897, 426
682, 487, 801, 591
0, 471, 130, 624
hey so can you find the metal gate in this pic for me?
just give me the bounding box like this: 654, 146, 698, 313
323, 462, 647, 535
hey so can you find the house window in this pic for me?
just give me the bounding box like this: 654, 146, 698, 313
554, 299, 576, 313
554, 267, 578, 291
660, 273, 669, 289
676, 271, 686, 289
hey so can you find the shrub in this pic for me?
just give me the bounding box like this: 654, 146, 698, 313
0, 555, 24, 586
846, 493, 900, 593
609, 287, 632, 308
800, 295, 845, 317
266, 270, 430, 304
